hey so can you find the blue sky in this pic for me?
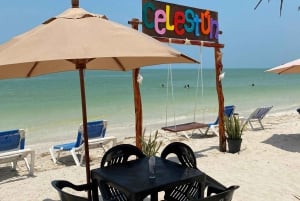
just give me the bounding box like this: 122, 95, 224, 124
0, 0, 299, 69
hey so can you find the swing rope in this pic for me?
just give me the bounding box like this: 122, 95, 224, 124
165, 63, 176, 127
164, 39, 204, 127
193, 42, 204, 122
164, 38, 177, 127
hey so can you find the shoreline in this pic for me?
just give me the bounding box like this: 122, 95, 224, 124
26, 108, 296, 154
1, 110, 300, 201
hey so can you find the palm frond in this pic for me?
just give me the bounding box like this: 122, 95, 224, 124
254, 0, 263, 10
254, 0, 285, 16
280, 0, 283, 16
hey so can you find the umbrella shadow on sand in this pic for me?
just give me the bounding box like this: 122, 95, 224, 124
262, 133, 300, 152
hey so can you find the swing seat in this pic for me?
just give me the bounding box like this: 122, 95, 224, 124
162, 122, 208, 132
162, 105, 235, 137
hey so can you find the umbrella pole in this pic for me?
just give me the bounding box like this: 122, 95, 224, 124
78, 65, 92, 200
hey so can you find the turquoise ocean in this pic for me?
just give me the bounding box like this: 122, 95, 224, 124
0, 68, 299, 145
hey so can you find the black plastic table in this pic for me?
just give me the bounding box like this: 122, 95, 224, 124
91, 157, 206, 201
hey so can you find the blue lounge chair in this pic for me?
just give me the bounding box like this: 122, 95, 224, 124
243, 106, 273, 130
0, 129, 35, 175
49, 120, 116, 166
204, 105, 236, 135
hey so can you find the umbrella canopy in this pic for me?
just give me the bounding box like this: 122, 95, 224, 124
265, 58, 300, 74
0, 7, 197, 79
0, 2, 197, 198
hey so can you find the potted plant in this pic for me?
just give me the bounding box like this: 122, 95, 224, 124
140, 129, 163, 157
224, 114, 246, 153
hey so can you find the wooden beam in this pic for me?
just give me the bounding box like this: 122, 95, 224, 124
152, 36, 224, 48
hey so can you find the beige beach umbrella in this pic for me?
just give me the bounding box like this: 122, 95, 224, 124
0, 0, 197, 197
265, 59, 300, 74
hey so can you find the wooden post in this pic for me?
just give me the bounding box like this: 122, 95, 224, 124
71, 0, 79, 8
214, 48, 226, 152
129, 18, 143, 150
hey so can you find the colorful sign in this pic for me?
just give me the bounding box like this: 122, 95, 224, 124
142, 0, 219, 42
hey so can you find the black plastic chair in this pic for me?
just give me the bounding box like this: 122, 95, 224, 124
161, 142, 227, 200
161, 141, 197, 168
51, 180, 91, 201
189, 185, 239, 201
99, 144, 146, 201
100, 143, 146, 167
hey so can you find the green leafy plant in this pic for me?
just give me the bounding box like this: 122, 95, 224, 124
224, 115, 246, 140
140, 129, 162, 157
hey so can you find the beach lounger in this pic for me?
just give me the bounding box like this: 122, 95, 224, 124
204, 105, 235, 135
0, 129, 35, 175
49, 120, 117, 166
243, 106, 273, 130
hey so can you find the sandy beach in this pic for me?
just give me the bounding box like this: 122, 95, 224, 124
0, 110, 300, 201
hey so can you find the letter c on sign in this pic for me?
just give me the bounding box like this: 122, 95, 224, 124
142, 2, 155, 29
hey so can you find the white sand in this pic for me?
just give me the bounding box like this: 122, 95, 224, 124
0, 111, 300, 201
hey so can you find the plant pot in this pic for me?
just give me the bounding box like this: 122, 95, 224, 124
227, 138, 242, 153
